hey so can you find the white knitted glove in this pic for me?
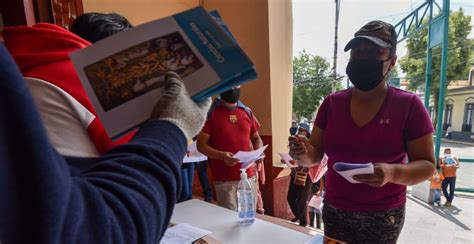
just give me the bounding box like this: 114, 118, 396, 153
151, 72, 211, 139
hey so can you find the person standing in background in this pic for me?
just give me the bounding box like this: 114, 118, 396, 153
197, 87, 264, 211
430, 170, 444, 206
439, 148, 460, 206
289, 20, 435, 243
287, 123, 313, 226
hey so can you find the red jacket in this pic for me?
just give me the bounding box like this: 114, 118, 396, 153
3, 23, 134, 153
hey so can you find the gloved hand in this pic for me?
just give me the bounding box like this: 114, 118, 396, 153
151, 72, 211, 139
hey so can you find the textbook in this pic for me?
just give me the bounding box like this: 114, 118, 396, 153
70, 7, 257, 139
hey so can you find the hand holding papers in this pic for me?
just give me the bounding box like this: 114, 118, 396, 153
278, 152, 297, 168
333, 162, 374, 184
307, 195, 323, 210
287, 135, 314, 166
234, 145, 268, 170
183, 142, 207, 163
279, 153, 328, 183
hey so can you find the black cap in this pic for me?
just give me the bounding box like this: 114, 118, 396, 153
344, 20, 398, 54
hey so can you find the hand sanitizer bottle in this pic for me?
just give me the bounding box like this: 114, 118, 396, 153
237, 169, 255, 224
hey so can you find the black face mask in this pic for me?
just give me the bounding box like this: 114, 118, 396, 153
220, 88, 240, 103
346, 59, 390, 92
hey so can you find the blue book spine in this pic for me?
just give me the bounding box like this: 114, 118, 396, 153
208, 10, 238, 44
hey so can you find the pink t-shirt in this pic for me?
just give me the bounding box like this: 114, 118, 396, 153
314, 86, 434, 212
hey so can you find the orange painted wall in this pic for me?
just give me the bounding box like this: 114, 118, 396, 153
83, 0, 200, 25
201, 0, 273, 136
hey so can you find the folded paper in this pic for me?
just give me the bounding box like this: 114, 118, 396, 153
333, 162, 374, 184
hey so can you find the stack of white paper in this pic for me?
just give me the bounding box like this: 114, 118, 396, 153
234, 145, 268, 169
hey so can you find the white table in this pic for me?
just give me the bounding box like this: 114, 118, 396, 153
171, 199, 312, 244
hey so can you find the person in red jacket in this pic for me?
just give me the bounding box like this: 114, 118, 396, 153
3, 13, 133, 158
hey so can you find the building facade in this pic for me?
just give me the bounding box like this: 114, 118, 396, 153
429, 68, 474, 142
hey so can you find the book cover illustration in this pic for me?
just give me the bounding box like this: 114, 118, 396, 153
84, 32, 203, 111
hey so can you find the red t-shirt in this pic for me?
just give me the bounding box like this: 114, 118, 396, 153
314, 86, 434, 212
202, 102, 261, 181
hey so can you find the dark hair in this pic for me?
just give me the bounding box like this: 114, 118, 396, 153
70, 12, 133, 43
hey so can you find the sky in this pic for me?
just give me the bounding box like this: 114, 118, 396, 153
292, 0, 474, 84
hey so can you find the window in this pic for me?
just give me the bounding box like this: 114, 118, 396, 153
462, 103, 474, 132
443, 104, 453, 130
429, 106, 435, 122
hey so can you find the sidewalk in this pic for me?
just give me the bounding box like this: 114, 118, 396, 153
441, 138, 474, 147
398, 191, 473, 243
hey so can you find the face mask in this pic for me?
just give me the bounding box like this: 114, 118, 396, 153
346, 59, 390, 91
220, 88, 240, 103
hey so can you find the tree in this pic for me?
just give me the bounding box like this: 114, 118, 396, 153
399, 8, 473, 128
292, 50, 340, 121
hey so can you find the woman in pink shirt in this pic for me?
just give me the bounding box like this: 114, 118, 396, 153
290, 20, 435, 243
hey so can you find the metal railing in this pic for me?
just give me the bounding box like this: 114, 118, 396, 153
455, 157, 474, 193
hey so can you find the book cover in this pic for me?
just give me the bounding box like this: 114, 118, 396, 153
70, 7, 256, 139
